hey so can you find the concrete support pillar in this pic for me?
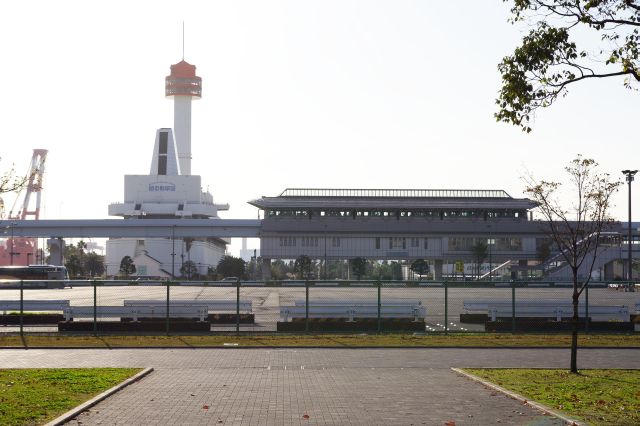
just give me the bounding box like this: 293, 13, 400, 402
47, 238, 64, 266
261, 258, 272, 281
519, 259, 528, 280
434, 259, 443, 280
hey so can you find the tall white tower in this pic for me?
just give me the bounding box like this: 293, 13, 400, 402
165, 60, 201, 176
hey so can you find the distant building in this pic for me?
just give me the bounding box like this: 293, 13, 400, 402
105, 60, 228, 278
248, 188, 628, 280
239, 238, 260, 262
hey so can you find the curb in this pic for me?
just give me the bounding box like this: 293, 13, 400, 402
1, 345, 639, 350
451, 367, 584, 426
44, 367, 154, 426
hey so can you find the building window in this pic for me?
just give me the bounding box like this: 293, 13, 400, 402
279, 237, 297, 247
411, 237, 419, 248
391, 237, 405, 249
375, 237, 381, 249
158, 156, 167, 175
302, 237, 319, 247
332, 237, 340, 247
424, 238, 428, 249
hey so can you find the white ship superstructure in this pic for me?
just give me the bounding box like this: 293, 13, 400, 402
106, 60, 228, 278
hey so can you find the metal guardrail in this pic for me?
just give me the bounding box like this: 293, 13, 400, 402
0, 279, 637, 335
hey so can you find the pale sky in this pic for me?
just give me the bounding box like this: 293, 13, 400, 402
1, 1, 638, 255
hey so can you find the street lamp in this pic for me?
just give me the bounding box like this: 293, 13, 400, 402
171, 225, 176, 278
9, 221, 17, 265
622, 169, 637, 288
487, 225, 493, 281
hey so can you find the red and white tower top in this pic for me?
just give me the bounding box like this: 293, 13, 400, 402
165, 60, 201, 175
165, 60, 202, 97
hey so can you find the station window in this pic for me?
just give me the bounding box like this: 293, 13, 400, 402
375, 237, 381, 249
332, 237, 341, 247
302, 237, 319, 247
411, 237, 419, 248
390, 237, 405, 249
279, 237, 297, 247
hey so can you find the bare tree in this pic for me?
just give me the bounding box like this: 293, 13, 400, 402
0, 159, 28, 195
524, 156, 620, 373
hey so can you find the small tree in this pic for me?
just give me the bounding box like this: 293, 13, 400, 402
76, 240, 87, 277
294, 255, 312, 279
85, 252, 105, 277
525, 156, 620, 373
119, 255, 136, 278
472, 241, 488, 279
350, 257, 368, 280
180, 260, 198, 279
65, 254, 82, 278
410, 259, 430, 279
216, 255, 246, 279
536, 240, 551, 264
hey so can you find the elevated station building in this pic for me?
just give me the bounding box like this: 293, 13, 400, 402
249, 188, 629, 279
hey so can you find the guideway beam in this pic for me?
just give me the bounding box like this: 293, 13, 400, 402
2, 219, 261, 238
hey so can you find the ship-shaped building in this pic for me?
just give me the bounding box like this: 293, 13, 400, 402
106, 60, 228, 278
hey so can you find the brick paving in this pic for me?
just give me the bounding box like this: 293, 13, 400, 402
1, 348, 638, 425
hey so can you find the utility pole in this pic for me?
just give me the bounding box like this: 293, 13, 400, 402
622, 169, 637, 290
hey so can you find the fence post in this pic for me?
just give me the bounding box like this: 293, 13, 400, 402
19, 280, 24, 337
377, 280, 382, 334
165, 281, 171, 336
236, 279, 240, 336
93, 280, 98, 336
305, 279, 309, 334
584, 281, 589, 333
511, 280, 516, 334
444, 281, 448, 335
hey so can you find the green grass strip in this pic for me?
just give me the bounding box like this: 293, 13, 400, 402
0, 333, 637, 348
463, 369, 640, 426
0, 368, 141, 426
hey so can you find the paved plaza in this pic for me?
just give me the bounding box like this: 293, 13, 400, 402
2, 347, 639, 425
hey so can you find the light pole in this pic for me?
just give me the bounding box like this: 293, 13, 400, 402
622, 169, 637, 289
9, 222, 17, 265
323, 224, 327, 280
487, 225, 492, 281
171, 225, 176, 278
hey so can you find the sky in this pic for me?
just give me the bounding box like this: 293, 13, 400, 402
0, 1, 638, 256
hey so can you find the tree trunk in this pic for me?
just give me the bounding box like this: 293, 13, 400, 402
570, 268, 579, 374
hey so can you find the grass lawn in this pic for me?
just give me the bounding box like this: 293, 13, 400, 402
0, 333, 637, 348
0, 368, 141, 426
463, 369, 640, 426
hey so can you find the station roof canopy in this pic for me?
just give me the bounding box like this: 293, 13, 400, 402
248, 188, 538, 210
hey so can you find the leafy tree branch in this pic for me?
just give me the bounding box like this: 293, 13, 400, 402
497, 0, 639, 132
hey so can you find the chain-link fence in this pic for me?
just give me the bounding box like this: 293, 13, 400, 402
0, 279, 638, 335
